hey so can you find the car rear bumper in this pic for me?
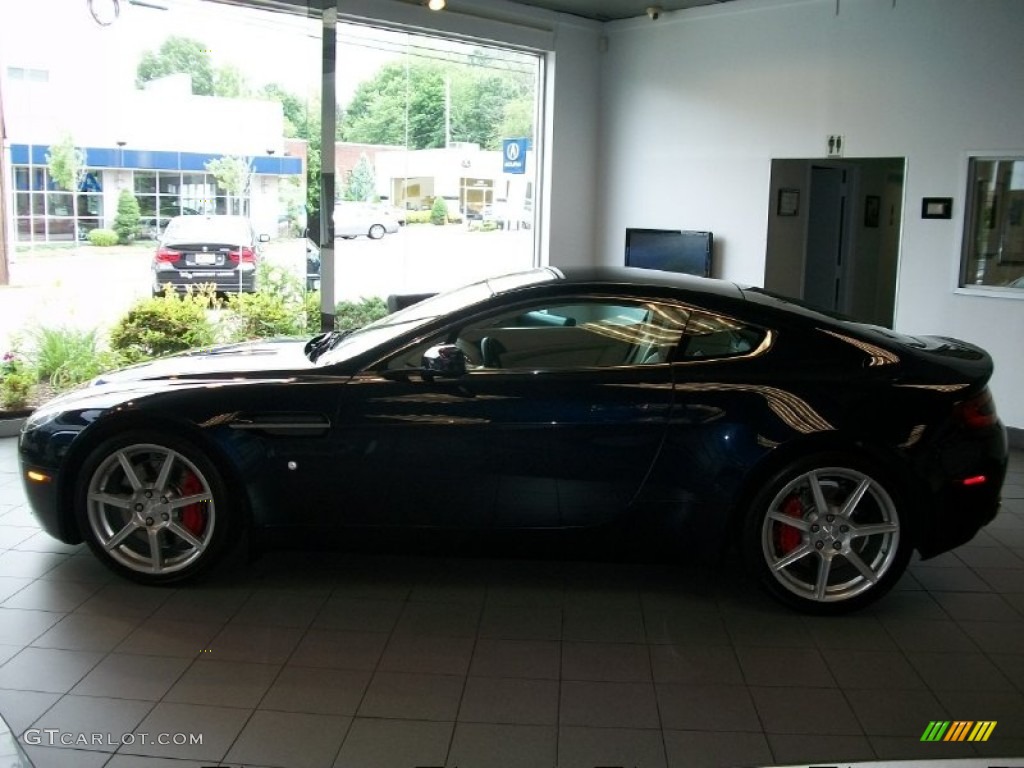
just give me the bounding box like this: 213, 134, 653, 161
914, 422, 1009, 558
153, 268, 257, 294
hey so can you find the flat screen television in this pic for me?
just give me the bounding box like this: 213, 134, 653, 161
624, 228, 713, 278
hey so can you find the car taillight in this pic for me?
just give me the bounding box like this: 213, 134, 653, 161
955, 387, 998, 429
229, 247, 256, 264
155, 247, 180, 263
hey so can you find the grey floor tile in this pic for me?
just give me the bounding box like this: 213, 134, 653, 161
880, 618, 978, 652
908, 650, 1015, 691
0, 577, 32, 604
649, 644, 744, 685
70, 652, 190, 700
469, 638, 560, 680
562, 605, 645, 643
0, 689, 60, 735
378, 633, 475, 676
358, 671, 465, 721
559, 725, 667, 768
656, 683, 761, 732
644, 608, 730, 645
225, 709, 350, 768
119, 701, 250, 762
736, 645, 835, 687
767, 733, 876, 764
477, 602, 562, 640
561, 680, 660, 729
115, 617, 223, 658
392, 601, 482, 637
30, 612, 140, 652
664, 729, 772, 768
206, 622, 304, 664
561, 641, 651, 682
823, 649, 927, 690
932, 591, 1022, 621
229, 589, 327, 628
260, 665, 371, 716
932, 689, 1024, 739
334, 717, 453, 768
21, 745, 109, 767
458, 676, 558, 725
1, 580, 100, 613
287, 628, 388, 671
750, 686, 861, 735
0, 606, 60, 651
164, 658, 280, 708
447, 722, 556, 768
29, 694, 154, 752
845, 688, 946, 736
0, 647, 104, 694
0, 551, 69, 579
313, 596, 404, 633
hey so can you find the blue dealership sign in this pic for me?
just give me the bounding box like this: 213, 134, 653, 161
503, 138, 528, 174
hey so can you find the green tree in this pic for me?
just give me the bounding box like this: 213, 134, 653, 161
136, 36, 215, 95
113, 189, 141, 244
46, 134, 86, 239
343, 153, 377, 202
205, 155, 253, 215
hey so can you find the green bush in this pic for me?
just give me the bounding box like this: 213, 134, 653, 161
87, 228, 119, 247
405, 210, 432, 225
29, 326, 118, 390
335, 296, 388, 330
113, 190, 141, 244
0, 351, 33, 409
109, 287, 217, 363
430, 197, 448, 226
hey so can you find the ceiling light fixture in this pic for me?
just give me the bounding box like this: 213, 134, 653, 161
427, 0, 446, 10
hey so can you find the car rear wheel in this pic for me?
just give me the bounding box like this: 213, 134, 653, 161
368, 224, 386, 239
743, 455, 911, 614
75, 432, 235, 584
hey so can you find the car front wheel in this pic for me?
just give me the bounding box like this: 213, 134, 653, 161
743, 455, 911, 614
75, 432, 235, 584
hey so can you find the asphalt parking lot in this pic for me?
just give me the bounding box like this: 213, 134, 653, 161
0, 225, 534, 353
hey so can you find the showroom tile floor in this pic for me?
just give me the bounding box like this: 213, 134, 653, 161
0, 436, 1022, 768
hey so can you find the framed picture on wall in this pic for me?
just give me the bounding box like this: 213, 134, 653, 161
777, 188, 799, 216
864, 195, 880, 228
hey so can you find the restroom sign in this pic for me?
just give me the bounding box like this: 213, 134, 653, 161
503, 138, 528, 174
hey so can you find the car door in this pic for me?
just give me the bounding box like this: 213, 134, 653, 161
332, 295, 688, 529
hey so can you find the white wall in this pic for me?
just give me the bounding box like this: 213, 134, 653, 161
599, 0, 1024, 428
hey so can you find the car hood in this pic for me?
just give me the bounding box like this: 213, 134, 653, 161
92, 338, 316, 386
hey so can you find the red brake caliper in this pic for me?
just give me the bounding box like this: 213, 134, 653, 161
774, 494, 804, 554
178, 472, 207, 537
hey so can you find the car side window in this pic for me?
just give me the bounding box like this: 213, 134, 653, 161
452, 299, 689, 370
680, 310, 766, 359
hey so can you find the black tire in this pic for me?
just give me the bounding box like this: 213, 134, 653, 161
741, 453, 912, 614
368, 224, 385, 240
74, 430, 236, 585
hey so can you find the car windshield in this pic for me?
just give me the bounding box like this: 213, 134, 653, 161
162, 216, 251, 243
315, 268, 560, 366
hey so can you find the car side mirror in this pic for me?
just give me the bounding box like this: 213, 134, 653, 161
421, 344, 466, 379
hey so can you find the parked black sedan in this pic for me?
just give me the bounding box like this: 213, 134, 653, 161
18, 267, 1008, 613
152, 215, 269, 296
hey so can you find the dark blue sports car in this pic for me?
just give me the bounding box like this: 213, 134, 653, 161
17, 267, 1008, 613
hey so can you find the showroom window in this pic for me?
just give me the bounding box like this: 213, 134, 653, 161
961, 157, 1024, 291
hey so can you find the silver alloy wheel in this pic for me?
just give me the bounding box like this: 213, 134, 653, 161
760, 466, 900, 604
86, 443, 216, 575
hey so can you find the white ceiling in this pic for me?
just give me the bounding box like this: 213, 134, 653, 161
499, 0, 737, 22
